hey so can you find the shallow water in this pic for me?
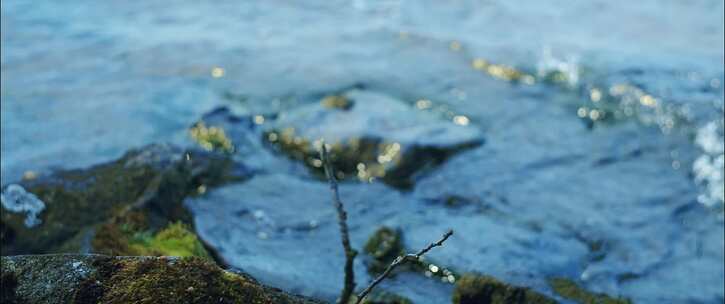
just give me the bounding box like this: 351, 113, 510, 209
2, 1, 723, 303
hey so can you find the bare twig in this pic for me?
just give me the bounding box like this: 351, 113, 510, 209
319, 141, 357, 304
355, 229, 453, 304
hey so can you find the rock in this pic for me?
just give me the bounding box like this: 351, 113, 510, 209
1, 143, 250, 255
184, 173, 411, 300
363, 227, 404, 275
548, 278, 631, 304
0, 254, 323, 304
92, 220, 211, 259
188, 107, 283, 173
186, 174, 459, 301
451, 274, 556, 304
264, 89, 483, 188
363, 227, 457, 284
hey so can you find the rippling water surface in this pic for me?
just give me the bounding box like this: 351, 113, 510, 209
2, 1, 723, 303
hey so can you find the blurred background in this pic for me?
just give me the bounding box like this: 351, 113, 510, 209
1, 1, 723, 303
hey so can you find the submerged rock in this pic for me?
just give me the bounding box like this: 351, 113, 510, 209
264, 89, 483, 188
364, 227, 404, 275
0, 254, 322, 304
452, 274, 556, 304
1, 143, 250, 255
363, 227, 458, 285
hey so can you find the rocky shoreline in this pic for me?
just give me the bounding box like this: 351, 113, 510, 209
0, 144, 629, 303
2, 92, 636, 303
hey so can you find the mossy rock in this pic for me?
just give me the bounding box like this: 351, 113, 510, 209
92, 218, 211, 259
264, 89, 483, 189
1, 144, 249, 255
364, 227, 404, 275
549, 278, 631, 304
362, 227, 458, 285
1, 254, 323, 304
452, 274, 556, 304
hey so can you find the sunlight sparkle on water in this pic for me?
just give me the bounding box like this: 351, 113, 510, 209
211, 67, 225, 78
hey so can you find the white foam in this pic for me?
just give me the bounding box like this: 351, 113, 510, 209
1, 184, 46, 228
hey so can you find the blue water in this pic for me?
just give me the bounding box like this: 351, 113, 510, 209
2, 1, 723, 303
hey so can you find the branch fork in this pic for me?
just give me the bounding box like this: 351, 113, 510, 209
318, 141, 453, 304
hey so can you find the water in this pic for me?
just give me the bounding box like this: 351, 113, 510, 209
2, 1, 723, 303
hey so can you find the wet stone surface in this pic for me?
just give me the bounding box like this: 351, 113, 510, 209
263, 89, 484, 189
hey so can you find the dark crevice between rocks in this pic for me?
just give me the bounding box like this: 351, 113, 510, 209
1, 270, 22, 304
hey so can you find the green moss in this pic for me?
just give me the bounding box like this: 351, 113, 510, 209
79, 256, 319, 303
452, 274, 556, 304
549, 278, 631, 304
128, 222, 211, 258
93, 218, 210, 259
90, 257, 269, 303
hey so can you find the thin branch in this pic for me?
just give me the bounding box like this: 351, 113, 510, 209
355, 229, 453, 304
319, 141, 357, 304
